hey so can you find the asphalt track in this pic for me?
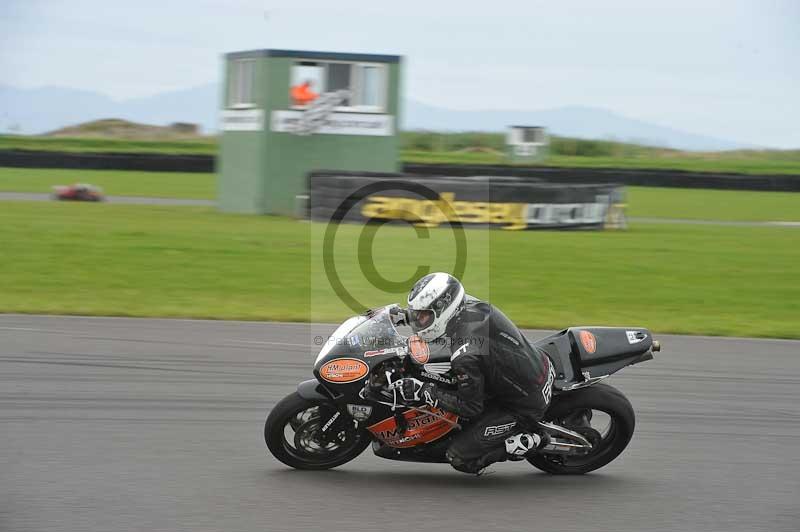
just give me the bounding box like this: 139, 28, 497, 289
0, 192, 214, 206
1, 315, 798, 532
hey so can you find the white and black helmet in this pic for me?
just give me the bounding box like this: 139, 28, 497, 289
406, 272, 465, 341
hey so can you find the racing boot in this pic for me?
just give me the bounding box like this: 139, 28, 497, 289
504, 432, 548, 460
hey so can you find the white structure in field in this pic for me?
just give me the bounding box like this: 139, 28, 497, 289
506, 125, 548, 162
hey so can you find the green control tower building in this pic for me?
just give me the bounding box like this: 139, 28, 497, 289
217, 49, 402, 215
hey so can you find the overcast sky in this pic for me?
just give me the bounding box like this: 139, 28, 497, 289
1, 0, 798, 147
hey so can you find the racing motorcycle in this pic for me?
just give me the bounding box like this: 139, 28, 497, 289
265, 305, 662, 475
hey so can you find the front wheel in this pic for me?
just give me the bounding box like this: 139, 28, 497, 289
265, 392, 370, 470
528, 383, 635, 475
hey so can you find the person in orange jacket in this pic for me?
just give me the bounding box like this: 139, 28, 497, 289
290, 80, 318, 106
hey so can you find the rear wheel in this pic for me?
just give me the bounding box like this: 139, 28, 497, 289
528, 383, 635, 475
265, 392, 370, 470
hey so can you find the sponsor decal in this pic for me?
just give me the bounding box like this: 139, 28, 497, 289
525, 201, 609, 227
363, 346, 404, 358
346, 404, 373, 422
499, 331, 520, 346
542, 361, 556, 404
321, 411, 341, 432
408, 335, 430, 364
359, 192, 618, 230
367, 408, 459, 448
271, 110, 394, 136
318, 358, 370, 384
361, 192, 527, 230
396, 434, 422, 444
484, 421, 517, 437
579, 330, 597, 354
423, 362, 451, 374
421, 371, 455, 385
451, 342, 470, 361
626, 330, 647, 344
422, 388, 438, 407
221, 109, 264, 131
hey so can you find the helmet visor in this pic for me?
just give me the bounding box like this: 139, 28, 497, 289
408, 309, 435, 332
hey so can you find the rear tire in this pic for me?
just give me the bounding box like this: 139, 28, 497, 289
528, 383, 635, 475
265, 392, 370, 470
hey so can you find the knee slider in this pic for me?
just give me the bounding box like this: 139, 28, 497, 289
446, 449, 481, 474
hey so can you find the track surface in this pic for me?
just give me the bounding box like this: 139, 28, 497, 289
0, 192, 213, 205
1, 315, 798, 532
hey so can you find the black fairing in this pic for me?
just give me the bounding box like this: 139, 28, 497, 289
296, 379, 335, 401
532, 326, 655, 389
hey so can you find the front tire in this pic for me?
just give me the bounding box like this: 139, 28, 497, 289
265, 392, 370, 470
528, 383, 635, 475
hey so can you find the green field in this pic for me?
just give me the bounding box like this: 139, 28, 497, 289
402, 150, 800, 175
2, 166, 799, 222
625, 187, 800, 221
1, 201, 797, 338
0, 167, 216, 199
3, 133, 799, 176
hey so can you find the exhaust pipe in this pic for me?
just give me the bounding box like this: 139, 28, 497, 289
652, 340, 661, 352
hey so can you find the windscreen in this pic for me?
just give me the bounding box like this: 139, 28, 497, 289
347, 306, 407, 351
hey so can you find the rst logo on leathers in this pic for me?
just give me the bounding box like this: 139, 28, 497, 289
451, 342, 470, 361
484, 421, 517, 437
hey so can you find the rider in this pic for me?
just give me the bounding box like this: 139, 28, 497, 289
392, 272, 556, 474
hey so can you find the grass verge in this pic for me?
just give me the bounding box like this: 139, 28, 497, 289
401, 150, 800, 176
0, 201, 797, 338
0, 167, 216, 199
625, 187, 800, 221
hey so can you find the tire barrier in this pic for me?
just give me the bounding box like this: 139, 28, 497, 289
0, 149, 796, 191
0, 150, 214, 173
309, 171, 627, 231
403, 163, 800, 192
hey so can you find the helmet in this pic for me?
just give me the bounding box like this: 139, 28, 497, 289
406, 272, 465, 341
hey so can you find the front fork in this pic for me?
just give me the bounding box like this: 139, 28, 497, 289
295, 379, 358, 444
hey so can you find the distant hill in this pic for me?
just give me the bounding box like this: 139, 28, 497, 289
0, 84, 219, 136
0, 83, 755, 151
46, 118, 206, 139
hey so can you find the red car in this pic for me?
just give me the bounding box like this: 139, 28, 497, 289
52, 184, 105, 202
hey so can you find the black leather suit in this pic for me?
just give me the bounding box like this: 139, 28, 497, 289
427, 296, 555, 474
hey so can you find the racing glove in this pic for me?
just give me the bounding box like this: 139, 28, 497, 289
391, 378, 438, 407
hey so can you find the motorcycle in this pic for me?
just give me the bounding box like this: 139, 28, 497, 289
265, 305, 662, 475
